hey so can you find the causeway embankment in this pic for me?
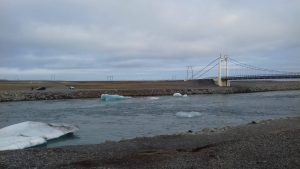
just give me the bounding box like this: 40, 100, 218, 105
0, 80, 300, 102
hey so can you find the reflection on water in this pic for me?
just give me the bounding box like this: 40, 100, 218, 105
0, 90, 300, 147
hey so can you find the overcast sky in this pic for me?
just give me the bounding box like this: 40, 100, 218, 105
0, 0, 299, 80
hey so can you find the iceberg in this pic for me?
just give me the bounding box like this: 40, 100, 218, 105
100, 94, 131, 101
176, 111, 202, 118
0, 121, 79, 151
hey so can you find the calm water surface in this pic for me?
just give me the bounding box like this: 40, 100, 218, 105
0, 90, 299, 147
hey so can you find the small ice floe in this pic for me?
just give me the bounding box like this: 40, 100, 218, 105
100, 94, 131, 101
176, 111, 202, 118
148, 97, 160, 100
0, 121, 79, 151
173, 93, 182, 97
173, 93, 188, 97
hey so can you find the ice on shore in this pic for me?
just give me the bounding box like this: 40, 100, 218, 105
0, 121, 79, 151
101, 94, 131, 101
176, 111, 202, 118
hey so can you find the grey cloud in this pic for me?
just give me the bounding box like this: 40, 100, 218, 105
0, 0, 299, 80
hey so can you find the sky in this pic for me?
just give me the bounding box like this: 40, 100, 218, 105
0, 0, 299, 80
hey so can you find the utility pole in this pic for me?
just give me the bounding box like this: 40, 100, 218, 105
191, 66, 194, 80
107, 75, 114, 81
50, 74, 56, 81
186, 66, 189, 80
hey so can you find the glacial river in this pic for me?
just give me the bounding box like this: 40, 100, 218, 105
0, 90, 299, 147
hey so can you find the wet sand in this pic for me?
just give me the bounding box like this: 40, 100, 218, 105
0, 117, 299, 169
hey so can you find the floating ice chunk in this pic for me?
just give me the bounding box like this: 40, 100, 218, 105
0, 121, 78, 140
0, 121, 79, 151
173, 93, 188, 97
148, 97, 159, 100
173, 93, 182, 97
101, 94, 131, 101
176, 111, 202, 118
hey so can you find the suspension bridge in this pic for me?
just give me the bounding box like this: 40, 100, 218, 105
190, 55, 300, 87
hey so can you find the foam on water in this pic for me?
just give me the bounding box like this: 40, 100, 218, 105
175, 111, 202, 118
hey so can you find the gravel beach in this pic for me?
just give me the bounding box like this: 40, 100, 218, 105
0, 117, 299, 169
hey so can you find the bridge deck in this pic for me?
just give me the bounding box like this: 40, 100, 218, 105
221, 74, 300, 80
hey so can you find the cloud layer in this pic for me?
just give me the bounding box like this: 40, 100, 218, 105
0, 0, 299, 80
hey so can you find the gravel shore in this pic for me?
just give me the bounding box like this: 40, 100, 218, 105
0, 117, 299, 169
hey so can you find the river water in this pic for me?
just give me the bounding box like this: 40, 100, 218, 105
0, 90, 299, 147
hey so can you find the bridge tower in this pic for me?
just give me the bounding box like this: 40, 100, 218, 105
217, 54, 229, 87
217, 54, 223, 86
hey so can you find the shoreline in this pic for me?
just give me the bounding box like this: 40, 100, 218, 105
1, 80, 300, 102
1, 117, 299, 168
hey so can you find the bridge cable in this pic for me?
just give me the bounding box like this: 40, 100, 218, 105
230, 61, 283, 76
195, 62, 219, 79
192, 57, 219, 79
228, 57, 293, 74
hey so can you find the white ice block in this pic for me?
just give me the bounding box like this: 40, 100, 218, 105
0, 121, 79, 151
